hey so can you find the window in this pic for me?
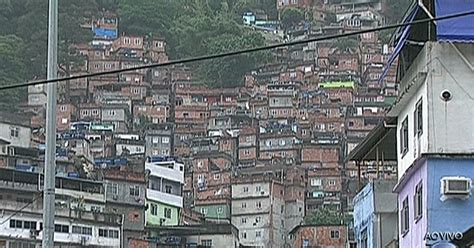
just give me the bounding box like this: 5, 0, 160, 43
255, 216, 261, 223
55, 224, 69, 233
414, 181, 423, 221
108, 183, 118, 195
400, 117, 409, 156
401, 197, 409, 235
214, 174, 220, 180
329, 179, 336, 185
243, 187, 249, 193
201, 239, 212, 247
92, 109, 99, 115
134, 38, 141, 45
72, 226, 92, 235
256, 186, 262, 192
61, 118, 68, 124
361, 228, 368, 248
217, 207, 223, 214
162, 137, 170, 144
151, 204, 158, 216
331, 230, 340, 239
242, 231, 247, 239
303, 239, 309, 248
9, 220, 36, 230
241, 202, 247, 208
244, 149, 250, 156
10, 128, 19, 138
200, 208, 207, 215
165, 185, 172, 194
256, 201, 262, 209
164, 208, 172, 218
310, 178, 322, 186
256, 230, 262, 238
7, 242, 36, 248
241, 218, 247, 224
129, 185, 140, 197
99, 229, 119, 239
152, 137, 159, 144
124, 37, 131, 44
60, 105, 67, 112
414, 99, 423, 137
22, 221, 36, 230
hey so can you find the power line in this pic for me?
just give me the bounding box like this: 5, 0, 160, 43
0, 192, 43, 225
0, 10, 473, 91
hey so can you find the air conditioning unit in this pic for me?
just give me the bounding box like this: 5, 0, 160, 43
441, 177, 472, 201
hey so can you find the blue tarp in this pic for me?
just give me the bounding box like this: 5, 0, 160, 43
435, 0, 474, 41
378, 5, 419, 84
93, 28, 118, 40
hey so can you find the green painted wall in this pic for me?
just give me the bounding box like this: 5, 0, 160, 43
145, 199, 179, 226
319, 81, 355, 89
193, 204, 230, 221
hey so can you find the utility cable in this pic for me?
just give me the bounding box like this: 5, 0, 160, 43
0, 10, 473, 91
0, 192, 43, 225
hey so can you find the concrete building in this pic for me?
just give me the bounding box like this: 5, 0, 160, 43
0, 119, 31, 148
231, 176, 287, 248
144, 123, 173, 157
145, 223, 240, 247
353, 180, 398, 248
145, 158, 184, 227
288, 224, 348, 248
104, 168, 146, 248
0, 168, 122, 247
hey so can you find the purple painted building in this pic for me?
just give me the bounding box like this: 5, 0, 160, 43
349, 0, 474, 247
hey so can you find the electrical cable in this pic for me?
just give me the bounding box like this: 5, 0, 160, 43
0, 10, 472, 91
0, 192, 43, 225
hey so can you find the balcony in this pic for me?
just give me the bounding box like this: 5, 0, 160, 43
0, 200, 122, 225
146, 162, 184, 184
55, 188, 105, 203
146, 189, 183, 208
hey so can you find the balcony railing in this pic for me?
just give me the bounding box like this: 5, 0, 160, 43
146, 189, 183, 208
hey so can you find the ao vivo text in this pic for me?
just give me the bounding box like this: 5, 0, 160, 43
424, 232, 463, 241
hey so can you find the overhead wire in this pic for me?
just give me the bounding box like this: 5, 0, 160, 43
0, 10, 472, 92
0, 192, 43, 225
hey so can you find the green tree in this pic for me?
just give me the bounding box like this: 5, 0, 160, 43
0, 35, 27, 110
199, 31, 270, 87
304, 208, 345, 225
280, 7, 304, 29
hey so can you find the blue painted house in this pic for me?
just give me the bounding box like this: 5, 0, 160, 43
353, 180, 398, 248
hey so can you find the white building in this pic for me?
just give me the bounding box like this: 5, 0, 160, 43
0, 168, 122, 247
145, 159, 184, 226
0, 121, 31, 148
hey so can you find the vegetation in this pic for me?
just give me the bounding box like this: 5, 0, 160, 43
0, 35, 27, 110
304, 208, 345, 225
119, 0, 270, 87
0, 0, 271, 108
280, 7, 304, 30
